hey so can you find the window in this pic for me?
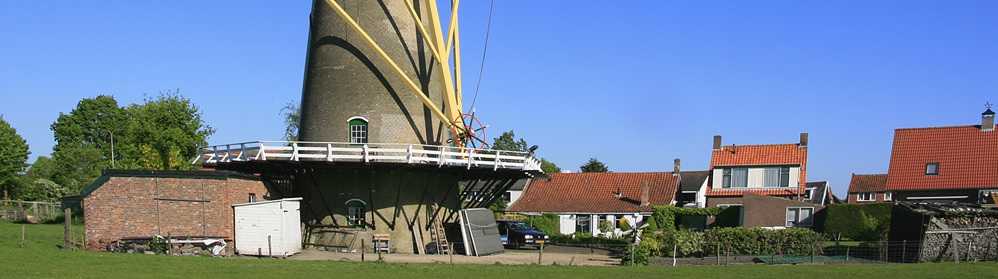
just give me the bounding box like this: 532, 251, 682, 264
764, 167, 792, 187
884, 192, 893, 201
857, 192, 874, 202
786, 207, 814, 227
575, 215, 591, 234
348, 117, 368, 144
248, 193, 257, 203
345, 199, 367, 228
925, 163, 939, 175
501, 192, 511, 204
803, 187, 815, 200
722, 169, 732, 188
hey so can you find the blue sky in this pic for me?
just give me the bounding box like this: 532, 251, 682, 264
2, 1, 997, 197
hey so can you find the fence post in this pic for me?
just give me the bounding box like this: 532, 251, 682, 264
845, 247, 850, 262
267, 235, 272, 257
811, 244, 815, 264
716, 243, 721, 265
538, 241, 544, 265
20, 224, 26, 248
63, 207, 71, 250
954, 238, 960, 263
361, 241, 365, 262
967, 240, 973, 262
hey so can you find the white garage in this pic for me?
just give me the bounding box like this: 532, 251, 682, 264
232, 198, 303, 257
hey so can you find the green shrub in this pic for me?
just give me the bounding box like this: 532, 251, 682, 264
702, 227, 823, 256
622, 242, 654, 265
525, 214, 560, 235
649, 206, 721, 233
823, 203, 892, 241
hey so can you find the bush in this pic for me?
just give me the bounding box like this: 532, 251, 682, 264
622, 242, 654, 265
702, 227, 823, 256
525, 214, 560, 235
648, 206, 721, 233
823, 203, 892, 241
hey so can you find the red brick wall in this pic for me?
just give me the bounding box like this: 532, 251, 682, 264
83, 175, 267, 250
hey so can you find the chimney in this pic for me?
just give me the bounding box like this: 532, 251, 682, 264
673, 158, 681, 176
799, 132, 808, 147
640, 182, 650, 206
983, 106, 995, 132
713, 135, 722, 150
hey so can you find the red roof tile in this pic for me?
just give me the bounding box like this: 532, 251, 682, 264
711, 144, 807, 167
848, 174, 888, 193
706, 143, 808, 197
886, 125, 998, 191
507, 172, 679, 213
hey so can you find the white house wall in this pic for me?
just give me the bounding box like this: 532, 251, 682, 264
508, 190, 523, 205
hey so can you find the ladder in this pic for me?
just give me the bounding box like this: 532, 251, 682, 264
430, 219, 450, 254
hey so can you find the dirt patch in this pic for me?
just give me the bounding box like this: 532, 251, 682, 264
289, 245, 620, 266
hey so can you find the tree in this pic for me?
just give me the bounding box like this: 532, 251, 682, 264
123, 92, 214, 169
580, 158, 609, 173
282, 102, 301, 141
491, 130, 528, 152
51, 95, 126, 162
540, 158, 561, 174
0, 117, 29, 199
51, 145, 104, 193
492, 130, 562, 174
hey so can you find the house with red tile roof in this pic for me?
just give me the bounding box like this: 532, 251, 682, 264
704, 133, 822, 228
507, 167, 689, 236
847, 174, 891, 203
884, 108, 998, 204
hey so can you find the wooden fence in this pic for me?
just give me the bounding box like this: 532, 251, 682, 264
0, 200, 62, 223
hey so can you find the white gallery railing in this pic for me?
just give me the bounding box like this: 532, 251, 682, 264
193, 141, 542, 171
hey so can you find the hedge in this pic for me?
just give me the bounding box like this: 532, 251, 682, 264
525, 214, 560, 235
823, 203, 892, 241
647, 206, 721, 232
642, 227, 824, 258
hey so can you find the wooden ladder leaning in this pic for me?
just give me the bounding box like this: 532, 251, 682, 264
430, 219, 450, 254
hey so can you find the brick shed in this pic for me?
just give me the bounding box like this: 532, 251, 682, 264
79, 170, 269, 251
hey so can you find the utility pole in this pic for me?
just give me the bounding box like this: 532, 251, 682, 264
106, 130, 115, 168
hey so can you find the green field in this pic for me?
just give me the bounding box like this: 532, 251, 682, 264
2, 221, 997, 279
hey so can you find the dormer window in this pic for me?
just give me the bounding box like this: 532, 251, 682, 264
925, 163, 939, 175
348, 117, 369, 144
803, 187, 815, 200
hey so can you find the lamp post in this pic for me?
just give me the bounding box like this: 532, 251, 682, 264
106, 130, 115, 168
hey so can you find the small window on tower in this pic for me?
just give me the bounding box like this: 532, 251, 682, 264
348, 117, 369, 144
248, 193, 257, 203
926, 163, 939, 175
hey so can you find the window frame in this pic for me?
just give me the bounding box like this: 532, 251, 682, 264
345, 199, 367, 228
730, 168, 748, 188
857, 192, 875, 202
575, 214, 592, 234
925, 163, 939, 175
348, 117, 369, 144
722, 169, 732, 188
883, 192, 893, 201
786, 207, 815, 227
803, 187, 815, 200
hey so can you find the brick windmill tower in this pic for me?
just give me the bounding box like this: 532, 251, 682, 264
196, 0, 541, 254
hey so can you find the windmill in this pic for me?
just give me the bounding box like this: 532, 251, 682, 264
196, 0, 540, 255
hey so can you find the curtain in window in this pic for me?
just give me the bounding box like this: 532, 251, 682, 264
764, 168, 780, 187
731, 168, 748, 188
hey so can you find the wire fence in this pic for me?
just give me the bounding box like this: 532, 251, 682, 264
0, 200, 62, 223
538, 238, 998, 266
650, 240, 998, 266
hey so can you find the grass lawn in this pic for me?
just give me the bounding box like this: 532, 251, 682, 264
2, 221, 998, 279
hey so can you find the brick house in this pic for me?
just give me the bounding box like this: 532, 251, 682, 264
705, 133, 820, 228
79, 170, 269, 251
847, 174, 891, 203
884, 108, 998, 204
508, 170, 681, 237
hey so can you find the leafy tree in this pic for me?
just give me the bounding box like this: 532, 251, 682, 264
51, 145, 104, 193
123, 92, 214, 169
51, 95, 125, 161
492, 130, 528, 152
281, 102, 301, 141
492, 130, 561, 174
18, 178, 70, 202
580, 158, 609, 173
540, 158, 561, 174
0, 117, 29, 199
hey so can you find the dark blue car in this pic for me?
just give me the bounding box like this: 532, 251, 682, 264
497, 221, 549, 249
